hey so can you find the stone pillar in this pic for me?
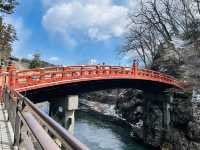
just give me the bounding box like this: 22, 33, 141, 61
49, 95, 79, 134
65, 95, 79, 134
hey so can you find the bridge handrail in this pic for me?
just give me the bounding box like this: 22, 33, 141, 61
4, 86, 89, 150
15, 65, 131, 74
5, 64, 184, 90
15, 91, 89, 150
15, 66, 132, 81
137, 69, 185, 89
15, 66, 176, 79
139, 69, 177, 81
20, 112, 61, 150
140, 69, 176, 79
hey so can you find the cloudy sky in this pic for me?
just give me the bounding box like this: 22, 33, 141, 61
8, 0, 138, 65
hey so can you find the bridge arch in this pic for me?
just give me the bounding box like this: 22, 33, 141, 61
3, 63, 183, 100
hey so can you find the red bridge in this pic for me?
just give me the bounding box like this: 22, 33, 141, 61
4, 63, 183, 94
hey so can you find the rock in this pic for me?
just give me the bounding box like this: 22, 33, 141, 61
169, 127, 200, 150
81, 89, 121, 104
192, 88, 200, 123
82, 87, 200, 150
188, 141, 200, 150
169, 129, 189, 150
187, 121, 200, 142
143, 102, 163, 147
171, 92, 193, 126
192, 89, 200, 103
116, 89, 144, 124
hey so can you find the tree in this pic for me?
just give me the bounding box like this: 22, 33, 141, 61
29, 53, 42, 69
0, 18, 17, 60
0, 0, 18, 14
0, 0, 17, 62
123, 0, 200, 68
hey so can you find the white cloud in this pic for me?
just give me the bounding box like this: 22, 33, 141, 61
42, 0, 130, 41
88, 58, 97, 65
128, 0, 140, 10
49, 56, 59, 61
122, 50, 138, 60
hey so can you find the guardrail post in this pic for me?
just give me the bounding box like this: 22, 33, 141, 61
0, 65, 4, 103
7, 61, 16, 89
65, 95, 79, 134
132, 60, 138, 76
13, 100, 22, 147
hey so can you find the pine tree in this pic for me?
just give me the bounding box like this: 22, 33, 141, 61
29, 53, 42, 69
0, 0, 17, 63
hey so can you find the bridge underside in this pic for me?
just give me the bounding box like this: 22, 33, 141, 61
21, 79, 174, 102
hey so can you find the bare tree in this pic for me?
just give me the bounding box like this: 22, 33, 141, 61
194, 0, 200, 15
123, 0, 200, 68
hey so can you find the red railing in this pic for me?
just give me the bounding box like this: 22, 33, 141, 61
4, 63, 184, 92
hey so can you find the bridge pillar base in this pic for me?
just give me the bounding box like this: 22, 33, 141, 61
49, 95, 79, 134
163, 90, 174, 129
143, 91, 173, 145
65, 95, 79, 134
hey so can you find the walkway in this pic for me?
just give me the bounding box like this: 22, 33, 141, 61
0, 104, 15, 150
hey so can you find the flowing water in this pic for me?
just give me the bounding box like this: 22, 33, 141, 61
74, 110, 148, 150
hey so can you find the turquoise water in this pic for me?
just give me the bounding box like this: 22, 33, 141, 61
74, 111, 148, 150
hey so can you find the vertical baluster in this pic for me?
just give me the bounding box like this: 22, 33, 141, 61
131, 61, 138, 76
7, 61, 16, 89
96, 66, 99, 75
40, 69, 44, 83
109, 66, 112, 75
27, 76, 32, 86
80, 66, 83, 77
63, 67, 68, 79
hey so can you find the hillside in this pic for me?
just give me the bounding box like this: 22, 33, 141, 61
10, 57, 55, 70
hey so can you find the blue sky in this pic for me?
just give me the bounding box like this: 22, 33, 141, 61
8, 0, 138, 66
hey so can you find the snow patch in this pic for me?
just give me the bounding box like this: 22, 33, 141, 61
171, 37, 186, 49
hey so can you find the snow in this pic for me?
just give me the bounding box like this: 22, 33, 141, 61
80, 99, 118, 117
171, 37, 186, 49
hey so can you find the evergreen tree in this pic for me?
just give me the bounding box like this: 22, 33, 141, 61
0, 0, 17, 63
29, 53, 42, 69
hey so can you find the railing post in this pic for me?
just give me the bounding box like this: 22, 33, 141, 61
80, 66, 83, 76
96, 66, 99, 75
0, 65, 4, 103
7, 61, 16, 89
132, 60, 138, 76
13, 99, 23, 147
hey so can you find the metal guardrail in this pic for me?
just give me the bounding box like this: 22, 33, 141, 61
3, 86, 89, 150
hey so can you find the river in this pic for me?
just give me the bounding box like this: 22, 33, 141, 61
74, 110, 148, 150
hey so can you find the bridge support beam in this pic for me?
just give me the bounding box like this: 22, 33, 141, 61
65, 95, 79, 134
49, 95, 79, 134
143, 91, 173, 146
163, 91, 173, 129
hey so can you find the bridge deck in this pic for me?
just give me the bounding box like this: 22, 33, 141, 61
0, 104, 15, 150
